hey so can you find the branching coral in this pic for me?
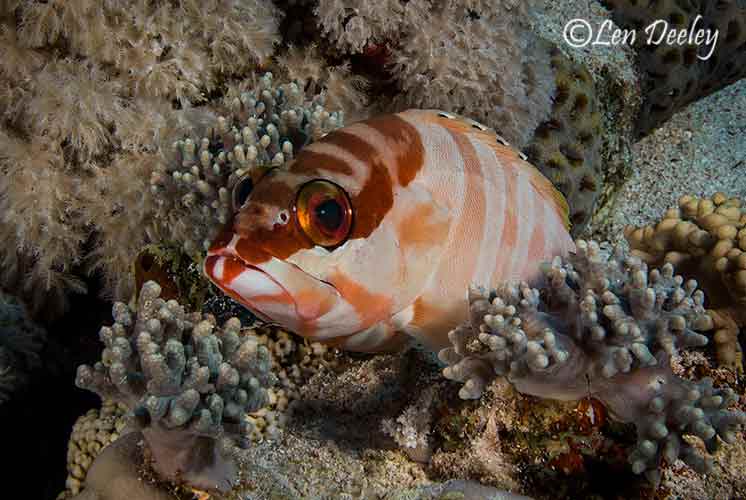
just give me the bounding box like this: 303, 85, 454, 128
75, 281, 276, 492
86, 71, 345, 301
439, 240, 746, 483
60, 323, 339, 498
274, 44, 371, 121
625, 193, 746, 373
150, 72, 344, 257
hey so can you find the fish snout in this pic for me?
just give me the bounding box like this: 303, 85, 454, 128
204, 254, 301, 325
203, 253, 343, 337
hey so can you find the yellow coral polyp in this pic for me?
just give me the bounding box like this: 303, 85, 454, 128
625, 192, 746, 373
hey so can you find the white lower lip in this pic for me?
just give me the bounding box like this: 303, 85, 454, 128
220, 263, 298, 323
212, 257, 225, 280
227, 266, 286, 298
208, 254, 350, 334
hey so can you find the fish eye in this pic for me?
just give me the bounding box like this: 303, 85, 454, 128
295, 180, 353, 248
232, 174, 254, 211
232, 166, 278, 212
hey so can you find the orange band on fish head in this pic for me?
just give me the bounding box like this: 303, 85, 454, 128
222, 112, 427, 264
233, 175, 315, 263
289, 114, 425, 241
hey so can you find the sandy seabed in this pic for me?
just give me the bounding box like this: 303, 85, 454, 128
602, 78, 746, 244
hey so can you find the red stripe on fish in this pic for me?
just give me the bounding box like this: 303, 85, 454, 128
444, 125, 486, 292
291, 150, 355, 176
290, 114, 425, 241
326, 271, 393, 331
204, 257, 271, 320
233, 175, 314, 263
493, 168, 519, 281
204, 255, 219, 281
348, 154, 395, 240
526, 202, 547, 272
222, 255, 248, 283
235, 236, 273, 265
309, 130, 380, 170
363, 114, 425, 187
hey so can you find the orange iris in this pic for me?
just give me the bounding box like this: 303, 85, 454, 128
295, 180, 353, 248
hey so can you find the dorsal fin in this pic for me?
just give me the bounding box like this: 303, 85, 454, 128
412, 109, 572, 231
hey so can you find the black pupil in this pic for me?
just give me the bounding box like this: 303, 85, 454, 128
315, 199, 343, 231
234, 178, 254, 209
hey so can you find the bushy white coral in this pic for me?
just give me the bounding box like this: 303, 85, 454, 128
314, 0, 555, 148
275, 45, 371, 122
0, 1, 282, 313
315, 0, 408, 53
389, 0, 554, 148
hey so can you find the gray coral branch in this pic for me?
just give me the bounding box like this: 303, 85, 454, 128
76, 280, 276, 492
440, 240, 746, 483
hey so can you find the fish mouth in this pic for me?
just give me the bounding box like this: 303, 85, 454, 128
203, 250, 341, 328
203, 254, 288, 322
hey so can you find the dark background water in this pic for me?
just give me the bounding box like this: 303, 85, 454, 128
0, 278, 109, 500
